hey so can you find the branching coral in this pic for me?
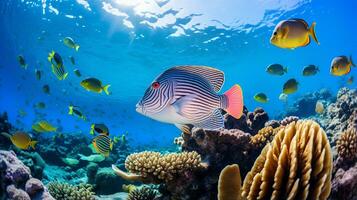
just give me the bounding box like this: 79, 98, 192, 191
47, 182, 95, 200
242, 120, 332, 200
218, 164, 241, 200
113, 151, 202, 183
127, 186, 158, 200
249, 126, 283, 148
336, 128, 357, 162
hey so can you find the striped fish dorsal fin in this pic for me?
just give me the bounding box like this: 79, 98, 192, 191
173, 66, 225, 92
194, 109, 224, 130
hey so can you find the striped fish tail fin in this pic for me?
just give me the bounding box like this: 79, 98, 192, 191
222, 84, 244, 119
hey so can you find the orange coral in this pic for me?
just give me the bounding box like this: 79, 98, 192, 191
218, 164, 241, 200
336, 128, 357, 161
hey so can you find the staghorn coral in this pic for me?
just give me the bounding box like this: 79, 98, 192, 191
218, 164, 241, 200
249, 126, 283, 148
47, 182, 95, 200
336, 128, 357, 162
241, 120, 332, 200
127, 186, 158, 200
114, 151, 202, 183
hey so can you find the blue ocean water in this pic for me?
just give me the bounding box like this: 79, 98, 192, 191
0, 0, 356, 147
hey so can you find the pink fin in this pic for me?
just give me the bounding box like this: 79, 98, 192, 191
223, 84, 244, 119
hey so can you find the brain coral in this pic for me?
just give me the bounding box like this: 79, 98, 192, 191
242, 120, 332, 200
122, 151, 202, 183
47, 182, 94, 200
336, 128, 357, 162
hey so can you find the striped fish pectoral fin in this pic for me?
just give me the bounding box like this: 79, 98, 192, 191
194, 109, 224, 130
175, 123, 193, 134
173, 66, 225, 92
171, 95, 195, 117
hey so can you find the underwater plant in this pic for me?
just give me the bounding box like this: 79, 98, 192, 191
47, 182, 95, 200
336, 128, 357, 162
242, 120, 332, 200
112, 151, 202, 183
127, 186, 158, 200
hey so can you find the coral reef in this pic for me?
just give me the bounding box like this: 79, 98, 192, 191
331, 162, 357, 200
249, 126, 282, 148
127, 186, 158, 200
336, 128, 357, 163
121, 151, 202, 183
47, 182, 95, 200
285, 88, 334, 117
93, 167, 124, 195
16, 151, 46, 179
241, 120, 332, 200
217, 164, 241, 200
0, 112, 13, 149
280, 115, 299, 126
224, 107, 269, 135
318, 87, 357, 143
0, 150, 54, 200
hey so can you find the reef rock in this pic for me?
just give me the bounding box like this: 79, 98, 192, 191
331, 163, 357, 200
94, 167, 124, 195
0, 150, 54, 200
318, 87, 357, 143
224, 107, 269, 135
0, 112, 13, 149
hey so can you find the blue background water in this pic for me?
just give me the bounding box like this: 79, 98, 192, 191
0, 0, 356, 147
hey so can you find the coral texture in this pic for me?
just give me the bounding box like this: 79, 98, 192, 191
224, 107, 269, 135
124, 151, 202, 183
336, 128, 357, 162
93, 167, 124, 195
218, 164, 241, 200
331, 162, 357, 200
318, 87, 357, 142
127, 186, 158, 200
241, 120, 332, 200
280, 115, 299, 126
249, 126, 283, 148
47, 182, 95, 200
0, 150, 54, 200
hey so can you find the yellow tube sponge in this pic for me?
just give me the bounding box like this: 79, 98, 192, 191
242, 120, 332, 200
218, 164, 241, 200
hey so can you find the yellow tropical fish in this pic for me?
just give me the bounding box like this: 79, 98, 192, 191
1, 131, 37, 150
253, 93, 269, 103
315, 101, 324, 114
63, 37, 80, 51
270, 19, 319, 49
90, 123, 109, 135
92, 134, 113, 157
32, 120, 57, 133
283, 78, 298, 94
330, 56, 355, 76
48, 51, 68, 80
80, 77, 111, 95
68, 106, 86, 120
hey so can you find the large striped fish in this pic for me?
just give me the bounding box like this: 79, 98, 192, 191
48, 51, 68, 80
136, 66, 244, 133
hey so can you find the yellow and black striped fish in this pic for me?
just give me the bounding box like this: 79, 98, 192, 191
48, 51, 68, 80
92, 134, 113, 157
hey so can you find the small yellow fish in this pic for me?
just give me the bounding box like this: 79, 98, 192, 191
283, 78, 298, 94
90, 123, 109, 135
92, 134, 113, 157
266, 64, 287, 76
254, 93, 269, 103
74, 69, 81, 77
1, 131, 37, 150
80, 77, 111, 95
48, 51, 68, 80
32, 120, 57, 133
69, 56, 75, 65
63, 37, 80, 51
17, 55, 27, 69
347, 76, 354, 84
270, 19, 319, 49
302, 65, 319, 76
330, 56, 355, 76
68, 106, 86, 120
315, 101, 324, 114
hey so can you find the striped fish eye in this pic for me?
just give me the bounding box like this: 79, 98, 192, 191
151, 82, 160, 89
